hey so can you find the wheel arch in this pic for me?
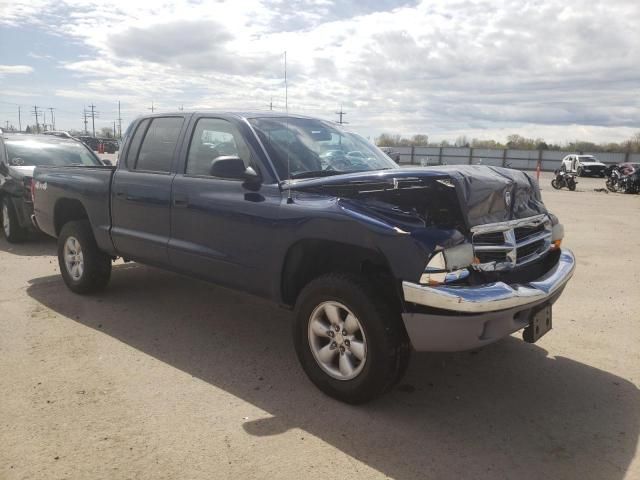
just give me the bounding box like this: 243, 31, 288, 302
54, 198, 89, 236
280, 239, 400, 309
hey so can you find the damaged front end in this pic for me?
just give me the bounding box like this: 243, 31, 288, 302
284, 165, 557, 285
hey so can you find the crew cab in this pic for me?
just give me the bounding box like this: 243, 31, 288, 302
560, 154, 606, 177
33, 112, 575, 403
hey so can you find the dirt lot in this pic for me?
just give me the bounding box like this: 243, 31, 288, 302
1, 172, 639, 480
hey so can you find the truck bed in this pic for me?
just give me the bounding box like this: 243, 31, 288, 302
33, 165, 116, 254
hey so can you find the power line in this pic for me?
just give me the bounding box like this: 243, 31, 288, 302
335, 105, 348, 125
117, 100, 122, 139
88, 103, 99, 137
32, 105, 41, 133
82, 108, 89, 134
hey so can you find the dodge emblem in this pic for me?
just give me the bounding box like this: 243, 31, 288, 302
504, 190, 512, 207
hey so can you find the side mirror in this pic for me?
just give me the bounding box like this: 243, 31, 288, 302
102, 159, 113, 166
210, 156, 260, 182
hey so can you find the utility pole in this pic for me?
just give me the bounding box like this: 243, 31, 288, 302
4, 120, 9, 130
49, 107, 56, 130
82, 108, 89, 134
148, 101, 155, 113
43, 109, 47, 131
117, 100, 122, 139
18, 106, 21, 131
113, 121, 116, 138
32, 105, 41, 133
88, 104, 97, 137
178, 104, 184, 111
269, 97, 273, 111
335, 105, 348, 125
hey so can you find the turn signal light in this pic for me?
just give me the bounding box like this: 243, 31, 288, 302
550, 239, 562, 250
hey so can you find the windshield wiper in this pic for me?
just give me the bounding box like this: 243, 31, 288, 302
290, 170, 346, 179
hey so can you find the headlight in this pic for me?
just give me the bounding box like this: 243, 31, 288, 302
420, 244, 474, 285
550, 223, 564, 250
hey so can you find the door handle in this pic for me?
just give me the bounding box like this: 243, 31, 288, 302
115, 190, 126, 198
173, 194, 188, 207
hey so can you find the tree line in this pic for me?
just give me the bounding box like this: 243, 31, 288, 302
376, 132, 640, 153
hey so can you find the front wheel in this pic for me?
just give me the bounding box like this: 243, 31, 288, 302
569, 181, 576, 191
576, 166, 583, 177
58, 220, 112, 294
551, 179, 560, 189
293, 273, 410, 404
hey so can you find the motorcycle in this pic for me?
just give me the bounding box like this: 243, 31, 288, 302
605, 164, 640, 194
551, 170, 577, 191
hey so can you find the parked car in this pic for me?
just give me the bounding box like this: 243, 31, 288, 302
560, 154, 606, 177
1, 133, 103, 242
42, 130, 76, 139
379, 146, 401, 163
33, 112, 575, 403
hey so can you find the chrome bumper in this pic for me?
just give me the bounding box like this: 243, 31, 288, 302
402, 249, 576, 313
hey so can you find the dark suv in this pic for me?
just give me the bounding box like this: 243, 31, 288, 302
0, 133, 102, 242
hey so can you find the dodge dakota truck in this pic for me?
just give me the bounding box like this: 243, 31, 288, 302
33, 112, 575, 403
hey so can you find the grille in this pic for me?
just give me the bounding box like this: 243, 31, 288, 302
471, 215, 551, 271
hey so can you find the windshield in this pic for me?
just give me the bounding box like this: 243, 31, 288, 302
248, 117, 398, 179
6, 138, 101, 167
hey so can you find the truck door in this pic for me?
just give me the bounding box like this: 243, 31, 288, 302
111, 116, 185, 266
168, 116, 281, 298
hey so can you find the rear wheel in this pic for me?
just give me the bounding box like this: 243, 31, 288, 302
569, 182, 576, 191
58, 220, 111, 294
293, 273, 410, 404
1, 197, 27, 243
551, 179, 560, 189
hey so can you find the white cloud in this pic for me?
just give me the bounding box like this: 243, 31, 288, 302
0, 64, 34, 74
2, 0, 639, 142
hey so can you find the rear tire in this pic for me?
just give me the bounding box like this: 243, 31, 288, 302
293, 273, 410, 404
569, 182, 576, 191
551, 179, 560, 190
58, 220, 111, 294
1, 197, 27, 243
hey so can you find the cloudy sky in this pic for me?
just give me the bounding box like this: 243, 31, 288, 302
1, 0, 639, 143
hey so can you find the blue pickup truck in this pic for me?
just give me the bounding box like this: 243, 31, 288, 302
33, 112, 575, 403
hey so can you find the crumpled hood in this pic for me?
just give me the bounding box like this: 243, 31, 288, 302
285, 165, 547, 229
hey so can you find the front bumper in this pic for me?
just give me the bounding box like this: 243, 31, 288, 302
400, 249, 575, 351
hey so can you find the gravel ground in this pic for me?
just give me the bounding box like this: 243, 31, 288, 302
1, 172, 639, 480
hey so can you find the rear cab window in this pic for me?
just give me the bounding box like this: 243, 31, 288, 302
126, 117, 184, 173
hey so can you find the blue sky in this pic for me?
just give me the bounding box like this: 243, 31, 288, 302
1, 0, 639, 144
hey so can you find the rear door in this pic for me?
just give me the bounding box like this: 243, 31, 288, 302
111, 116, 186, 266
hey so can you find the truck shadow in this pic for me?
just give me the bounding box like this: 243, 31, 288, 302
0, 235, 56, 257
27, 264, 639, 480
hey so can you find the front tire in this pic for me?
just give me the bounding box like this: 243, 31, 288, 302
576, 166, 583, 177
1, 197, 27, 243
293, 273, 410, 404
551, 179, 560, 189
58, 220, 111, 294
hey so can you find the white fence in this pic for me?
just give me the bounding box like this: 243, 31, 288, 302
386, 146, 640, 171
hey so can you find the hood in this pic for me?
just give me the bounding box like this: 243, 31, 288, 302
284, 165, 547, 230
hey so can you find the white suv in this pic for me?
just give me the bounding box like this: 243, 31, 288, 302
560, 154, 606, 177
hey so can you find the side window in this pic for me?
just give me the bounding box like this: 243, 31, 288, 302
135, 117, 184, 173
185, 118, 252, 176
124, 119, 150, 169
